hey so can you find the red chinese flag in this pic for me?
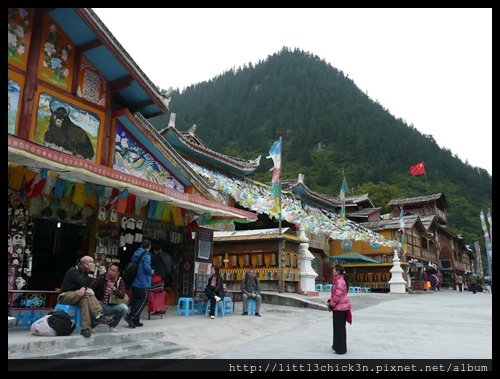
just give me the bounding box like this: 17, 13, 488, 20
409, 161, 426, 176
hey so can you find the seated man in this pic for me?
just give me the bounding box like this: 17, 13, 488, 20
58, 256, 112, 337
90, 263, 128, 332
241, 268, 262, 317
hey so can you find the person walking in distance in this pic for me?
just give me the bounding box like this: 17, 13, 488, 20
327, 265, 352, 355
456, 274, 464, 292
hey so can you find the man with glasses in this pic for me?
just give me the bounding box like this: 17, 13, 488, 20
58, 256, 112, 337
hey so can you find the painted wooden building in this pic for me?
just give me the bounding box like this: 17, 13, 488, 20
7, 8, 256, 300
212, 228, 302, 292
150, 123, 399, 292
387, 193, 474, 289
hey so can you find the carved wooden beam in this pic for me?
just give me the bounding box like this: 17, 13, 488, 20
78, 39, 103, 53
108, 75, 133, 91
130, 99, 154, 112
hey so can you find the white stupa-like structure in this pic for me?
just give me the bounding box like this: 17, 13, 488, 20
298, 224, 318, 293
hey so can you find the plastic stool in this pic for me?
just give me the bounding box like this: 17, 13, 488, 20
323, 284, 333, 292
247, 298, 257, 315
206, 299, 225, 318
197, 301, 207, 315
223, 297, 233, 315
53, 303, 81, 332
176, 297, 194, 316
315, 284, 323, 292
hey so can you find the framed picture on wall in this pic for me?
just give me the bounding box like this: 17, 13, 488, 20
195, 227, 214, 262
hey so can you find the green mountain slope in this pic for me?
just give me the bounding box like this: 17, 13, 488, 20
150, 47, 492, 249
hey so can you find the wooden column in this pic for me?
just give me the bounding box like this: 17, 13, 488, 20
100, 85, 113, 166
17, 9, 46, 139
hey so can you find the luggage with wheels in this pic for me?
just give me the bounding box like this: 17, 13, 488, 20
147, 289, 167, 319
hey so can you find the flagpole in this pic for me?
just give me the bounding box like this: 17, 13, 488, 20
278, 135, 283, 293
488, 208, 492, 245
341, 166, 345, 219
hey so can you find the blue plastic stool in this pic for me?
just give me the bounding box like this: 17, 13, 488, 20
222, 297, 233, 315
206, 299, 225, 318
53, 303, 81, 332
323, 284, 333, 292
315, 284, 323, 292
176, 297, 194, 317
247, 298, 257, 315
197, 301, 207, 315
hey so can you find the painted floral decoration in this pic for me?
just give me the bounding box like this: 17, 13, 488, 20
42, 22, 72, 81
7, 8, 29, 61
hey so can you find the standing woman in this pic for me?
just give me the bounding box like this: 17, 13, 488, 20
327, 265, 352, 354
204, 266, 224, 319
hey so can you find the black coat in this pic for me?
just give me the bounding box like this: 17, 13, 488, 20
206, 274, 224, 298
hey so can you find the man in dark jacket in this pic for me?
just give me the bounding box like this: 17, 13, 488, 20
124, 239, 153, 328
58, 256, 112, 337
241, 268, 262, 317
152, 246, 174, 289
90, 263, 128, 332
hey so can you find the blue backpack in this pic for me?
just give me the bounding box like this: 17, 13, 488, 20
122, 250, 148, 289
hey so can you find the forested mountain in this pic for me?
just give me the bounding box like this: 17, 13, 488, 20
150, 48, 492, 248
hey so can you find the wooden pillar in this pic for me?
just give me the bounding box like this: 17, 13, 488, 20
17, 9, 46, 139
100, 86, 113, 166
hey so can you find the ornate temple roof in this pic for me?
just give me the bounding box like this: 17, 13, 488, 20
388, 193, 448, 210
346, 207, 382, 218
359, 214, 425, 232
282, 175, 340, 210
152, 124, 261, 177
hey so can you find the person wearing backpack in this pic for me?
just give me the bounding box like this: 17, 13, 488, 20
58, 256, 113, 338
124, 239, 153, 328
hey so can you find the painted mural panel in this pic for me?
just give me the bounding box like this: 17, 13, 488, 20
114, 123, 184, 192
37, 15, 75, 90
8, 8, 33, 71
8, 77, 22, 135
77, 55, 107, 107
34, 93, 100, 161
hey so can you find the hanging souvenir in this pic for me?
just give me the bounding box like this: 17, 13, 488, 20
125, 218, 135, 244
134, 219, 143, 243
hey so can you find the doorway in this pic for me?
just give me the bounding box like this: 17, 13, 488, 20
29, 218, 88, 290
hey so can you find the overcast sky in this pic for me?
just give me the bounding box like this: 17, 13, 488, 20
94, 8, 492, 175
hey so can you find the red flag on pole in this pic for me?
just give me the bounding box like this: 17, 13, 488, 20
409, 161, 426, 176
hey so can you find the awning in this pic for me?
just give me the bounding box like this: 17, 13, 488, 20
8, 135, 257, 221
328, 253, 379, 264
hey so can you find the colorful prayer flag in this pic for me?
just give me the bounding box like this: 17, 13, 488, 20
399, 207, 407, 256
339, 176, 348, 218
266, 139, 282, 216
26, 168, 48, 198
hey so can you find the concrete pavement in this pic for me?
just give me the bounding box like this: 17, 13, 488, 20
8, 290, 491, 360
207, 290, 492, 359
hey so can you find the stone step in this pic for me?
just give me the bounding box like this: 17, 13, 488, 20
9, 337, 189, 360
8, 328, 166, 356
